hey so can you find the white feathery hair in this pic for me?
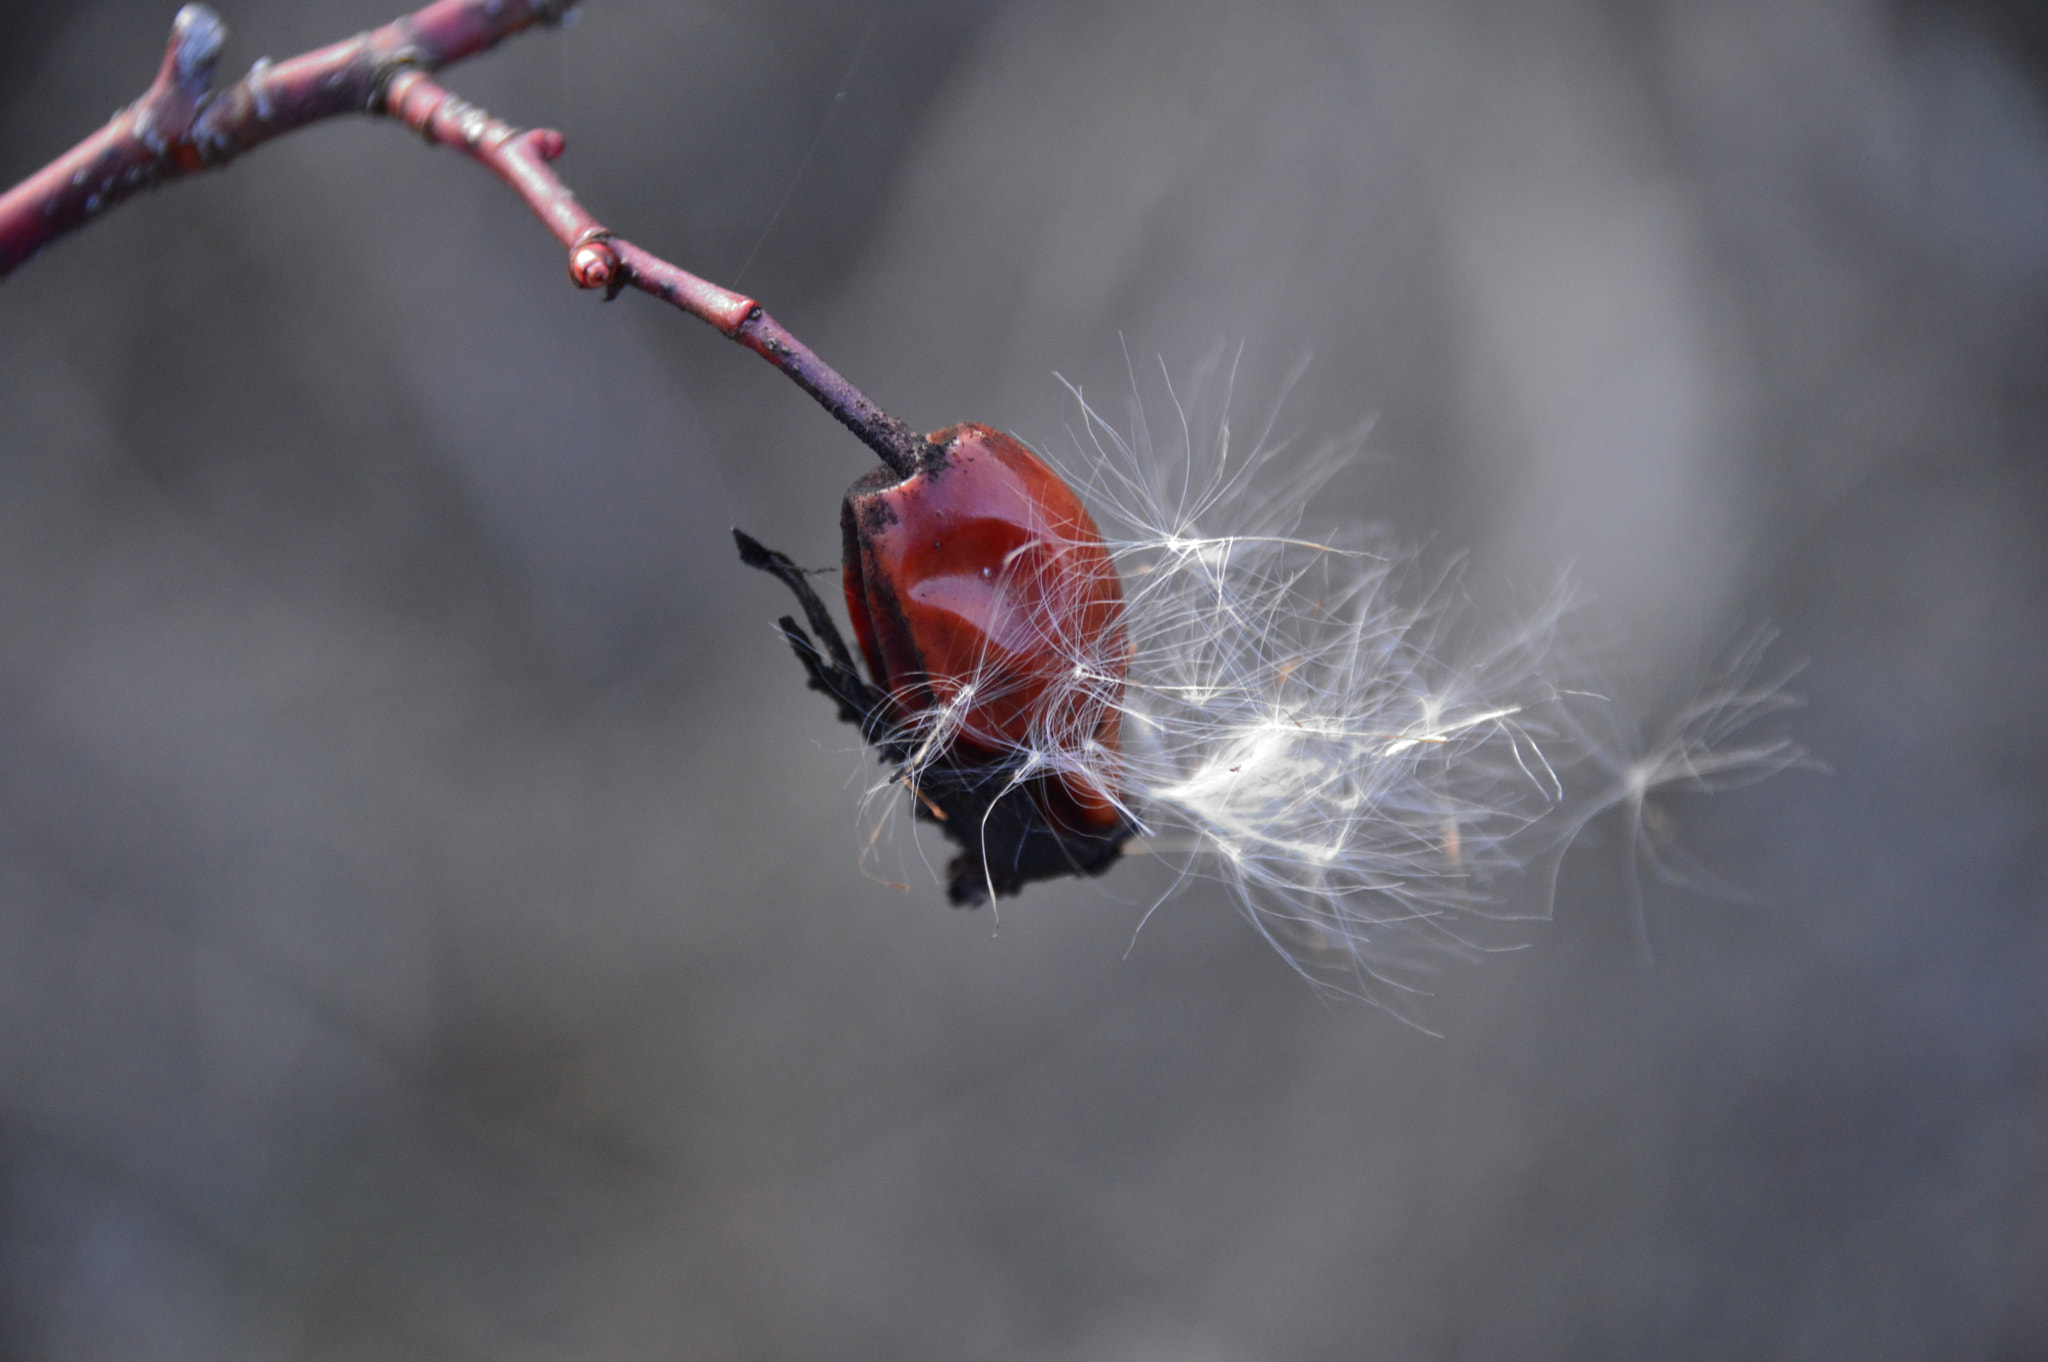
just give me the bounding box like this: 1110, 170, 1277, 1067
864, 349, 1807, 1023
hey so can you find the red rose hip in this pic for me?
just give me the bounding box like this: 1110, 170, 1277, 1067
840, 423, 1127, 828
736, 422, 1134, 904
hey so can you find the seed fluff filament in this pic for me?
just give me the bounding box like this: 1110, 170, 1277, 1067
831, 353, 1803, 1021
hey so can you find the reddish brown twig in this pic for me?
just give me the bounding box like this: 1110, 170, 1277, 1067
0, 1, 571, 275
380, 69, 933, 476
0, 1, 935, 479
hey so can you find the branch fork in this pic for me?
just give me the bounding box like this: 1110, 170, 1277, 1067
0, 0, 936, 479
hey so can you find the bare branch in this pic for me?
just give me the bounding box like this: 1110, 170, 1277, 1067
378, 67, 931, 477
0, 0, 937, 478
0, 1, 571, 275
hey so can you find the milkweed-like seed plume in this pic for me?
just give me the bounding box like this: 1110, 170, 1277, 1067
1019, 353, 1575, 1011
1538, 629, 1821, 964
807, 351, 1806, 1023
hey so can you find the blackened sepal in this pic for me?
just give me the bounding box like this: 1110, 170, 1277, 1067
735, 527, 1133, 905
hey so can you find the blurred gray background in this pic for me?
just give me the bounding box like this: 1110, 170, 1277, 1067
0, 0, 2042, 1357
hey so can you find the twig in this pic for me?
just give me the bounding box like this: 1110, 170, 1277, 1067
0, 1, 936, 479
0, 1, 568, 273
378, 69, 933, 477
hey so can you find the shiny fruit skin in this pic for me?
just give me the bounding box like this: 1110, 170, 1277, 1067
841, 423, 1126, 829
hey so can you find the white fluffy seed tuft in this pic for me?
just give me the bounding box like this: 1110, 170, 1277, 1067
858, 351, 1807, 1023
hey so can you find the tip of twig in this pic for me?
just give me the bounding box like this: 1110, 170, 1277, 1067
170, 6, 227, 89
869, 425, 942, 481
